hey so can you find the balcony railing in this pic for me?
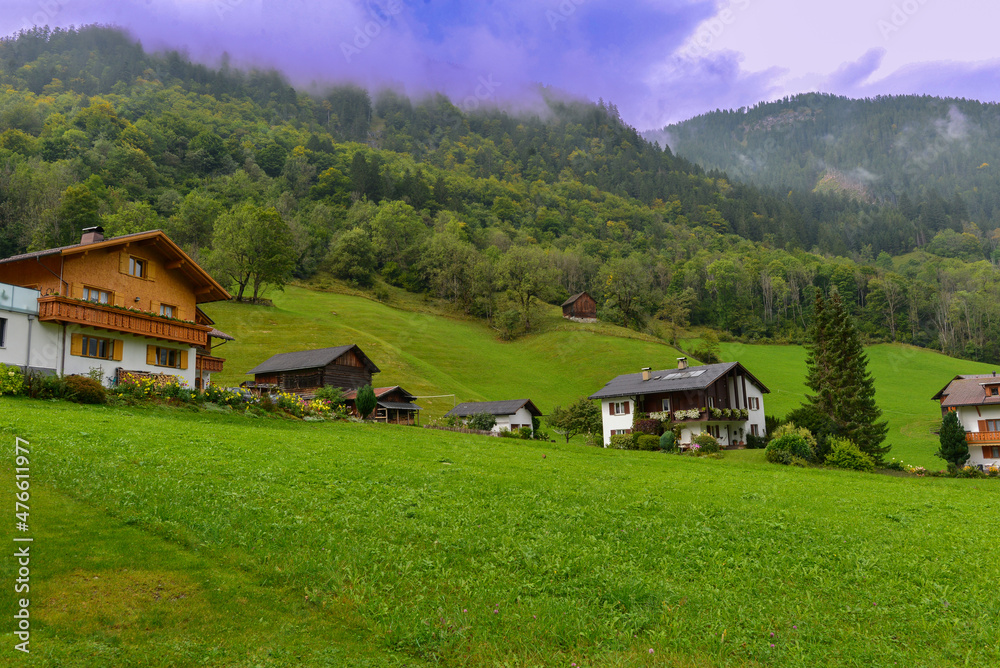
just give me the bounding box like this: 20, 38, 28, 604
966, 431, 1000, 443
655, 408, 750, 422
37, 296, 210, 346
195, 353, 225, 373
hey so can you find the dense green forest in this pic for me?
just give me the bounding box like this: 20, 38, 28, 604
657, 92, 1000, 256
2, 27, 1000, 363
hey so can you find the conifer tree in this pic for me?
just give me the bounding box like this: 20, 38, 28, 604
803, 293, 890, 464
936, 410, 969, 468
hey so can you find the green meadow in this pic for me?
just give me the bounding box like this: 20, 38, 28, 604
204, 284, 988, 467
2, 399, 999, 666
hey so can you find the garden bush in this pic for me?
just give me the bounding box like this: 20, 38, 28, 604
692, 432, 721, 454
632, 418, 661, 435
64, 375, 106, 404
314, 386, 346, 405
609, 433, 638, 450
0, 363, 25, 396
467, 412, 497, 431
765, 424, 816, 464
636, 434, 661, 451
824, 437, 875, 473
516, 426, 533, 439
23, 371, 67, 399
659, 431, 676, 452
745, 433, 768, 449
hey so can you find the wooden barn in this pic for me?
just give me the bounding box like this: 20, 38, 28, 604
562, 291, 597, 322
246, 344, 379, 394
343, 386, 422, 425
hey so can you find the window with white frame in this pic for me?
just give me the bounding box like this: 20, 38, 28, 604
0, 317, 6, 347
611, 429, 632, 436
707, 396, 715, 408
661, 397, 671, 412
749, 397, 760, 411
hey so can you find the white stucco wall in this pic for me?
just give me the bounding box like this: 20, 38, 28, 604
0, 304, 60, 375
956, 405, 1000, 467
600, 397, 635, 445
494, 407, 537, 433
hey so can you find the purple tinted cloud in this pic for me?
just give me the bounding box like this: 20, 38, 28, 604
0, 1, 997, 130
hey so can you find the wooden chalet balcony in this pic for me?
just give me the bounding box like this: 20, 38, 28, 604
196, 353, 225, 373
37, 295, 210, 346
966, 431, 1000, 444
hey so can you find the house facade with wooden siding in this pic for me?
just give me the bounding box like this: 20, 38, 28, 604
561, 291, 597, 323
343, 386, 422, 425
589, 358, 768, 447
0, 227, 231, 387
246, 344, 379, 394
932, 373, 1000, 468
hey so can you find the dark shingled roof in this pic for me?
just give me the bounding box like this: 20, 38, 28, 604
378, 401, 422, 411
588, 362, 769, 400
446, 399, 542, 418
247, 344, 379, 375
561, 291, 591, 307
209, 328, 235, 341
932, 374, 1000, 408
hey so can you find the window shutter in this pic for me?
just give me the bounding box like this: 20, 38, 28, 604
119, 253, 129, 274
113, 293, 124, 308
111, 340, 123, 361
71, 284, 84, 300
609, 403, 615, 416
151, 301, 160, 316
979, 420, 987, 433
146, 345, 156, 365
180, 350, 188, 370
70, 333, 83, 356
624, 401, 630, 415
984, 446, 992, 460
146, 261, 156, 280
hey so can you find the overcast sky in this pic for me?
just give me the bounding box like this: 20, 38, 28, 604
2, 0, 997, 129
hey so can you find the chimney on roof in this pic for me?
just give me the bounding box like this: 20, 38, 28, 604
80, 226, 104, 245
641, 367, 651, 381
677, 357, 688, 370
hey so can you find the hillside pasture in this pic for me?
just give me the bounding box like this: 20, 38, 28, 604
2, 399, 999, 666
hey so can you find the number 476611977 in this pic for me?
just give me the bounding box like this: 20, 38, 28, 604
15, 438, 29, 530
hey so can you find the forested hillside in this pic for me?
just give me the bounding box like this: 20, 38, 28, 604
657, 93, 1000, 256
2, 27, 1000, 363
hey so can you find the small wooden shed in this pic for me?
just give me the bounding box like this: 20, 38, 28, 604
246, 344, 379, 394
562, 291, 597, 321
343, 386, 422, 425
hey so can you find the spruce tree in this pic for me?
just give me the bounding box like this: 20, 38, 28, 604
802, 293, 890, 465
355, 384, 377, 420
936, 410, 969, 468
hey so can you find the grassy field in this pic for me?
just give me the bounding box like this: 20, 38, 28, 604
3, 399, 999, 666
204, 284, 986, 467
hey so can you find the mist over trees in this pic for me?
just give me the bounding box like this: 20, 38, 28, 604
2, 27, 1000, 362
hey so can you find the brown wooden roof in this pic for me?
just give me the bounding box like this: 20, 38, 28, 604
932, 374, 1000, 408
0, 230, 230, 303
561, 291, 592, 307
